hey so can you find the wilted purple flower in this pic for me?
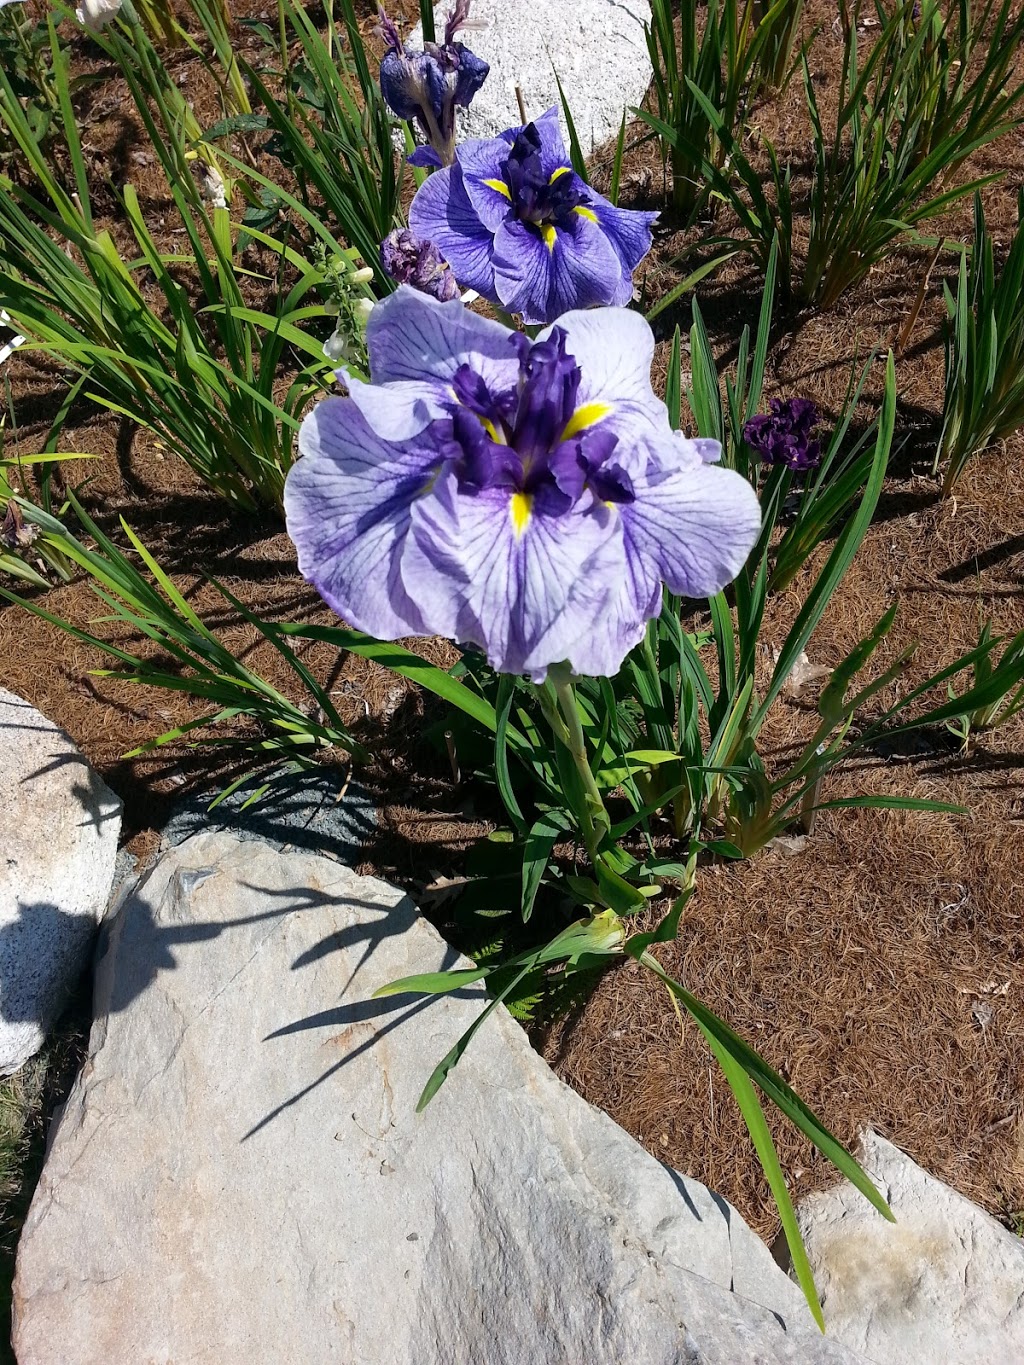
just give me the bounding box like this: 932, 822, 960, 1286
408, 108, 658, 326
380, 228, 460, 302
378, 4, 489, 167
743, 397, 823, 471
285, 288, 760, 680
0, 500, 39, 550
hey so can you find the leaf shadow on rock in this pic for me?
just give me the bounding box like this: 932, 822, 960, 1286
82, 860, 478, 1142
0, 902, 97, 1028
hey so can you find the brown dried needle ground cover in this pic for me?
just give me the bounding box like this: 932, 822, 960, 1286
1, 0, 1023, 1248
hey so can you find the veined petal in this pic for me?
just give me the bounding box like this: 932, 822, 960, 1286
456, 136, 517, 232
546, 308, 677, 476
586, 191, 659, 274
563, 554, 654, 679
492, 217, 626, 327
364, 287, 519, 399
284, 397, 437, 640
339, 369, 450, 443
622, 459, 761, 603
402, 468, 625, 678
409, 164, 498, 300
546, 307, 658, 409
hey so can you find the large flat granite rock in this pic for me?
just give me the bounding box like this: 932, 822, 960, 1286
14, 832, 868, 1363
0, 687, 120, 1073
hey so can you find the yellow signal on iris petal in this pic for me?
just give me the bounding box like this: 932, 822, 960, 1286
574, 206, 598, 223
561, 401, 612, 441
550, 166, 571, 183
483, 178, 512, 199
510, 491, 532, 537
541, 224, 557, 252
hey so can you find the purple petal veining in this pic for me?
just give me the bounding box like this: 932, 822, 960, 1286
409, 107, 659, 325
286, 288, 760, 679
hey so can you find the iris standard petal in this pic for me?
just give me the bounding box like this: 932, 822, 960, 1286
409, 164, 498, 299
364, 286, 520, 397
284, 397, 437, 640
337, 370, 449, 443
518, 106, 567, 175
402, 467, 626, 678
547, 308, 678, 477
491, 217, 626, 325
550, 307, 659, 408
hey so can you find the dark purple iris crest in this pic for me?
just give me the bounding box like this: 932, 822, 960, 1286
742, 397, 824, 471
502, 123, 590, 233
441, 328, 634, 514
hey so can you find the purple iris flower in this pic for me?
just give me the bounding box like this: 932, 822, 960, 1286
380, 228, 460, 301
742, 397, 824, 471
285, 288, 760, 680
378, 3, 489, 168
408, 107, 659, 326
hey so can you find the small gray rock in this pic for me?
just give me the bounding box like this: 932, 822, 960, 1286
413, 0, 654, 153
14, 833, 867, 1364
0, 688, 120, 1073
796, 1129, 1024, 1364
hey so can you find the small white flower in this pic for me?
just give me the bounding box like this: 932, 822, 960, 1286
75, 0, 123, 33
322, 328, 351, 363
354, 298, 375, 322
196, 161, 228, 209
350, 267, 374, 286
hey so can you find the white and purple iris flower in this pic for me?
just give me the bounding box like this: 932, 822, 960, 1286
285, 288, 760, 681
409, 108, 659, 326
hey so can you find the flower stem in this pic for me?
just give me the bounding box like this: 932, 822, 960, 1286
550, 671, 611, 863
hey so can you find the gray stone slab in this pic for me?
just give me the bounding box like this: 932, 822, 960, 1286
0, 688, 120, 1073
796, 1129, 1024, 1364
14, 832, 868, 1364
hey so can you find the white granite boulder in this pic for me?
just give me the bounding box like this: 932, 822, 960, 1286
0, 688, 120, 1073
414, 0, 653, 153
14, 831, 868, 1364
796, 1129, 1024, 1364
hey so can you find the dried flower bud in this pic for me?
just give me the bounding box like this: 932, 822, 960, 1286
0, 500, 39, 550
380, 228, 459, 302
377, 4, 489, 166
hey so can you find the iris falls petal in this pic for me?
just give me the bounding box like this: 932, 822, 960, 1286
284, 399, 437, 640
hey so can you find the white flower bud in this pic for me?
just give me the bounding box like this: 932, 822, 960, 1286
322, 329, 351, 363
350, 267, 374, 286
199, 163, 228, 209
75, 0, 123, 32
